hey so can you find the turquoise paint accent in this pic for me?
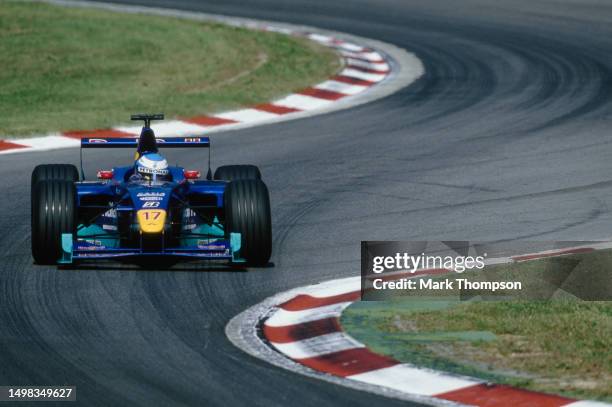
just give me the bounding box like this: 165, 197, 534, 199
180, 216, 224, 247
231, 232, 245, 263
77, 224, 119, 248
58, 233, 73, 264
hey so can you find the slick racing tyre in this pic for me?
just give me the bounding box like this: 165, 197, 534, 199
224, 179, 272, 266
31, 164, 79, 199
31, 180, 77, 265
31, 163, 79, 184
214, 165, 261, 181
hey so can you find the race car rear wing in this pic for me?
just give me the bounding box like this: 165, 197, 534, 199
81, 137, 210, 148
79, 136, 212, 181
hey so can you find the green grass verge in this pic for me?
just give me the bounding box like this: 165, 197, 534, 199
343, 250, 612, 401
0, 1, 340, 136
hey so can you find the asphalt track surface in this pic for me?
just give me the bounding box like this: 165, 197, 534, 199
1, 0, 612, 406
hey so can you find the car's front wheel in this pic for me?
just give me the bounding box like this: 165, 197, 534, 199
224, 179, 271, 266
31, 180, 76, 265
31, 164, 79, 212
214, 164, 261, 181
31, 164, 79, 191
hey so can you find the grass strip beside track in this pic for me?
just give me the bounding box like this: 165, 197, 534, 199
0, 1, 340, 136
343, 250, 612, 401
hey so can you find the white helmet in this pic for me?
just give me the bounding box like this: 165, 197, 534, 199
136, 153, 169, 180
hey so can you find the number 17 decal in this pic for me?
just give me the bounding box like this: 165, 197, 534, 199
143, 210, 162, 220
137, 209, 167, 233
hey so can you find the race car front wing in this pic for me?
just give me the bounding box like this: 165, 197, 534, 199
58, 233, 244, 264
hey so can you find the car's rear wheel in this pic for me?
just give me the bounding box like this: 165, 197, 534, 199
214, 165, 261, 181
224, 179, 271, 266
31, 180, 77, 265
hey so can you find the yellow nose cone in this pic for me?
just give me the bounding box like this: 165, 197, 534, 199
137, 209, 167, 233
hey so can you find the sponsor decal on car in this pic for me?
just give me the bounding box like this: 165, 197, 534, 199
102, 208, 117, 218
136, 192, 166, 198
201, 251, 230, 257
138, 196, 163, 201
137, 166, 169, 176
137, 192, 166, 202
77, 239, 107, 250
197, 241, 227, 250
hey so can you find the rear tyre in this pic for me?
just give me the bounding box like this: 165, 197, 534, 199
214, 165, 261, 181
31, 180, 77, 265
224, 179, 272, 266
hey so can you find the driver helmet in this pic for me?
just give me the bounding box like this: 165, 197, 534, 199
135, 152, 169, 181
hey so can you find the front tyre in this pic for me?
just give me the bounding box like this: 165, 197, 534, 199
214, 165, 261, 181
224, 179, 271, 266
31, 164, 79, 192
31, 164, 79, 211
31, 180, 76, 265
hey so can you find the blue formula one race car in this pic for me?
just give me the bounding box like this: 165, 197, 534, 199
30, 114, 271, 267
